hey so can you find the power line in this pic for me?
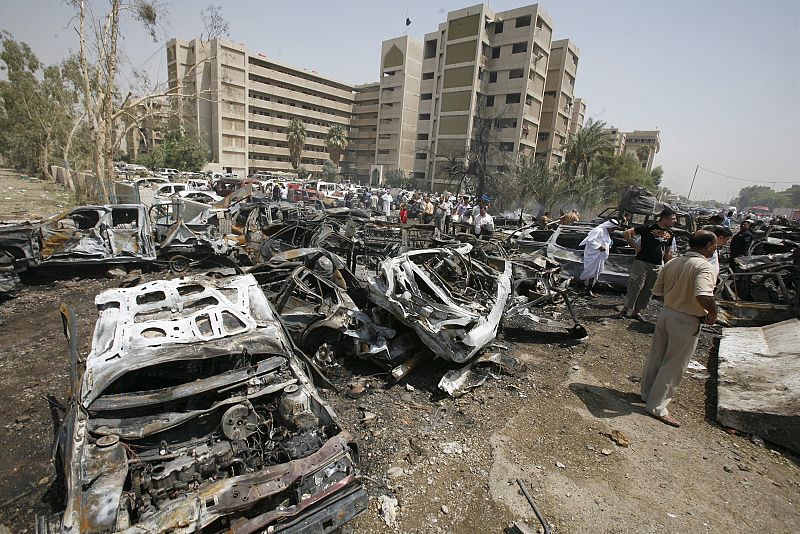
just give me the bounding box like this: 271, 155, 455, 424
698, 166, 799, 185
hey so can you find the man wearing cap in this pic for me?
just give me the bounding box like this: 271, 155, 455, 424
640, 230, 718, 427
619, 208, 677, 320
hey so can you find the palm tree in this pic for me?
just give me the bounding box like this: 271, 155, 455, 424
325, 124, 348, 167
286, 118, 306, 170
561, 118, 617, 179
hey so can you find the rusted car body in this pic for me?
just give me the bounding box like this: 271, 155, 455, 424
38, 275, 366, 533
0, 205, 156, 271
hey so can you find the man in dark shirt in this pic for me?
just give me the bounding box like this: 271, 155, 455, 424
618, 208, 676, 320
728, 220, 755, 265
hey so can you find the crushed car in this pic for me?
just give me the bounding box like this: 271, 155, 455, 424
0, 204, 156, 272
38, 274, 366, 533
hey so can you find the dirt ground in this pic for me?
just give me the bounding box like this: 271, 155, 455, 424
0, 177, 798, 532
0, 171, 74, 221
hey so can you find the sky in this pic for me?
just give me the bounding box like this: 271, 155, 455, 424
2, 0, 799, 201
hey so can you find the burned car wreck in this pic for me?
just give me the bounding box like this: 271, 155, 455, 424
39, 275, 366, 533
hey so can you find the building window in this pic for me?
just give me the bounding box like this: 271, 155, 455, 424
515, 15, 531, 27
491, 46, 501, 59
424, 39, 437, 59
378, 149, 390, 155
422, 71, 434, 80
500, 142, 515, 152
486, 95, 495, 107
415, 152, 427, 160
538, 132, 550, 141
544, 90, 557, 97
489, 71, 498, 83
421, 93, 432, 100
417, 133, 429, 140
509, 68, 524, 79
512, 42, 528, 54
506, 93, 521, 104
494, 20, 504, 34
419, 113, 431, 120
414, 171, 426, 179
525, 94, 534, 106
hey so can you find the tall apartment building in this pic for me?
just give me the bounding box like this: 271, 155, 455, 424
167, 38, 358, 178
623, 130, 661, 171
414, 3, 554, 190
348, 83, 380, 182
125, 96, 170, 161
375, 36, 424, 180
537, 39, 579, 167
569, 97, 586, 136
604, 126, 627, 155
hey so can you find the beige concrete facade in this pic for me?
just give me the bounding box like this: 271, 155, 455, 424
414, 3, 554, 190
537, 39, 579, 168
604, 126, 627, 155
375, 36, 423, 178
348, 83, 380, 182
167, 38, 358, 178
623, 129, 661, 171
125, 96, 170, 162
569, 97, 586, 136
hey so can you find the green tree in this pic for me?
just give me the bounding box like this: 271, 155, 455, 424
385, 168, 413, 189
296, 166, 310, 181
325, 124, 347, 167
636, 145, 651, 165
0, 36, 78, 179
321, 159, 338, 182
650, 165, 664, 186
734, 185, 791, 210
511, 155, 570, 213
591, 153, 656, 205
286, 118, 306, 170
562, 118, 617, 179
138, 128, 208, 171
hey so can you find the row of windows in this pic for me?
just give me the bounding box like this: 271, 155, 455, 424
249, 139, 327, 153
248, 106, 335, 129
248, 58, 352, 101
248, 75, 351, 119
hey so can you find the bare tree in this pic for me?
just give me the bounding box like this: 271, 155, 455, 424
71, 0, 228, 202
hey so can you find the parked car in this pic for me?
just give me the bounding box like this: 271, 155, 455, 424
177, 189, 223, 204
153, 182, 188, 201
38, 274, 367, 533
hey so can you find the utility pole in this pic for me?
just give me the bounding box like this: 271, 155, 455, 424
687, 164, 699, 201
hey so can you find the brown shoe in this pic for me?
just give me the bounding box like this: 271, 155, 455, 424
653, 413, 681, 428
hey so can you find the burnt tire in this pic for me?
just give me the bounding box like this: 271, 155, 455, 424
168, 254, 191, 274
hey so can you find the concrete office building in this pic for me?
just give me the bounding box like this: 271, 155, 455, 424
569, 97, 586, 136
537, 39, 579, 167
414, 3, 554, 189
348, 83, 380, 182
623, 129, 661, 171
603, 126, 627, 155
375, 36, 424, 182
167, 38, 358, 178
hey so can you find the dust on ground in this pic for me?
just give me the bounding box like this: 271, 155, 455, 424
0, 170, 74, 220
0, 177, 798, 533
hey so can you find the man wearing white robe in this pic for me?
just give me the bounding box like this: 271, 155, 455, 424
580, 220, 619, 297
381, 190, 393, 216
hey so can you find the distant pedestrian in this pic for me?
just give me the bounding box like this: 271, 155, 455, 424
723, 211, 733, 228
580, 220, 619, 298
381, 190, 393, 216
728, 220, 755, 266
474, 205, 494, 238
399, 202, 408, 224
704, 225, 733, 280
423, 196, 434, 224
619, 208, 676, 320
370, 192, 378, 211
272, 184, 281, 202
640, 230, 718, 427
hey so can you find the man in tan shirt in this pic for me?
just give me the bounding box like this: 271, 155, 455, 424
640, 230, 718, 427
